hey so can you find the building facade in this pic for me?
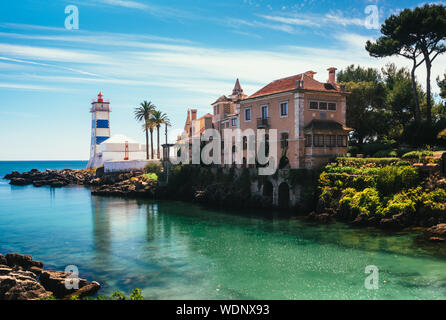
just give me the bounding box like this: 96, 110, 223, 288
239, 68, 351, 169
176, 68, 351, 169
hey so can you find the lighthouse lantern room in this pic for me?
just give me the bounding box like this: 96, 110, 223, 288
87, 92, 111, 168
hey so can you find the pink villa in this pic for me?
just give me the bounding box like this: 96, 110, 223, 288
179, 68, 351, 169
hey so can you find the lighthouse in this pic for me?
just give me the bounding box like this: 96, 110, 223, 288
87, 92, 111, 169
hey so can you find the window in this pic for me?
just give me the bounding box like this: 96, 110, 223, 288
243, 136, 248, 150
231, 118, 238, 127
309, 101, 337, 111
261, 105, 268, 119
280, 102, 288, 117
245, 108, 251, 121
280, 132, 289, 148
305, 135, 312, 147
309, 101, 319, 110
337, 135, 348, 147
313, 135, 324, 147
326, 135, 336, 147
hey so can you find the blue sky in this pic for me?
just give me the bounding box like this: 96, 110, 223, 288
0, 0, 445, 160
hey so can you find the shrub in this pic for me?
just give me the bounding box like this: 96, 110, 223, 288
373, 149, 398, 158
143, 173, 158, 181
340, 188, 383, 217
422, 189, 446, 212
336, 157, 400, 168
145, 162, 162, 176
382, 192, 417, 216
376, 166, 419, 195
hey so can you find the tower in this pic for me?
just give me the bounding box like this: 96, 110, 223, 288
87, 92, 111, 168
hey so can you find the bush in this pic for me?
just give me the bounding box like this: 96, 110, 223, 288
336, 157, 400, 168
376, 166, 419, 195
373, 149, 398, 158
382, 192, 417, 216
143, 173, 158, 181
422, 189, 446, 212
340, 188, 383, 217
145, 162, 162, 176
402, 150, 434, 161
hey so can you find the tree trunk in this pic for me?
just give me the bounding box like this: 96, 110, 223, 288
425, 57, 432, 123
157, 125, 160, 159
150, 129, 154, 160
165, 124, 168, 145
145, 129, 149, 160
411, 60, 421, 123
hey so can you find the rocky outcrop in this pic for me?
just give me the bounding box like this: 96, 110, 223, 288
0, 253, 100, 300
426, 224, 446, 242
91, 174, 156, 197
4, 169, 96, 188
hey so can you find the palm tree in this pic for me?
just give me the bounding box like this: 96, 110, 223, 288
151, 110, 170, 159
146, 119, 156, 160
134, 101, 156, 160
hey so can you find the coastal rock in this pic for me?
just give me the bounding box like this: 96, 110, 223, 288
64, 281, 101, 300
3, 171, 20, 180
0, 269, 52, 300
39, 270, 89, 298
0, 254, 7, 266
9, 178, 31, 186
308, 212, 334, 224
5, 253, 43, 270
426, 224, 446, 242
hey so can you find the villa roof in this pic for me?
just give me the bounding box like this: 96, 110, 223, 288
212, 95, 231, 105
248, 73, 340, 99
304, 120, 353, 132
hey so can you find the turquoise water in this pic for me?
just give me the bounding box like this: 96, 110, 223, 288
2, 161, 446, 299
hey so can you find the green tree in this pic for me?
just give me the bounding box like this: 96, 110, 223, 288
366, 4, 446, 124
438, 73, 446, 100
382, 64, 419, 138
344, 81, 388, 146
134, 101, 156, 160
337, 64, 381, 83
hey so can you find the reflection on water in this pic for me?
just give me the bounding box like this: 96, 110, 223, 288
2, 181, 446, 299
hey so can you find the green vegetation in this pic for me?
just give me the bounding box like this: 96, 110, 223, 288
144, 162, 163, 177
318, 157, 446, 225
39, 289, 145, 301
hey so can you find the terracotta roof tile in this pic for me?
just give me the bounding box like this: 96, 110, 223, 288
248, 73, 340, 99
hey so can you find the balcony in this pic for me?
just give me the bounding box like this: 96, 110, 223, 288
257, 117, 269, 129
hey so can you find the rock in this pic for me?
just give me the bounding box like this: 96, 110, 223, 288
0, 267, 12, 275
0, 254, 6, 266
429, 237, 446, 243
64, 282, 101, 300
307, 212, 334, 224
425, 224, 446, 242
9, 178, 31, 186
29, 266, 43, 275
380, 218, 403, 230
5, 253, 43, 270
32, 180, 48, 187
39, 270, 88, 298
0, 270, 52, 300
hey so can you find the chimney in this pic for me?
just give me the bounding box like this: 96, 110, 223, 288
296, 79, 304, 89
304, 71, 317, 79
191, 109, 197, 121
328, 67, 337, 84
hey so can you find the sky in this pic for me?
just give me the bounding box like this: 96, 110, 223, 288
0, 0, 445, 160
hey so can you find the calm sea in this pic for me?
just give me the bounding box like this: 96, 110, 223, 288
1, 161, 446, 299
